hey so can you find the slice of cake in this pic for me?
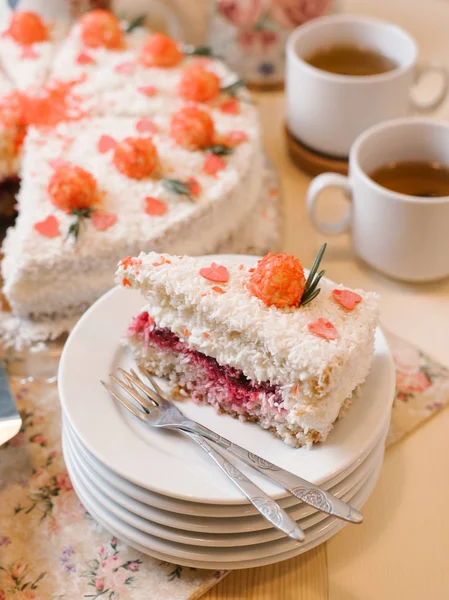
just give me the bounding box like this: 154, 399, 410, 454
49, 10, 148, 99
51, 24, 246, 119
2, 107, 261, 323
117, 250, 380, 447
0, 11, 66, 89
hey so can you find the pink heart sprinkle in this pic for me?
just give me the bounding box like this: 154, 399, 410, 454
203, 154, 226, 176
91, 210, 118, 231
34, 215, 59, 238
76, 51, 96, 65
136, 118, 157, 134
332, 289, 363, 310
138, 85, 157, 97
145, 197, 167, 216
226, 130, 248, 146
97, 134, 117, 154
307, 318, 339, 341
114, 61, 136, 75
48, 158, 68, 170
21, 45, 39, 59
219, 98, 240, 115
199, 263, 229, 283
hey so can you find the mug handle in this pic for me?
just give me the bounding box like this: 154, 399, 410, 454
306, 173, 352, 235
411, 61, 449, 112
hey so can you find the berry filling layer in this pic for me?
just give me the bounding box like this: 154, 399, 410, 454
128, 311, 284, 412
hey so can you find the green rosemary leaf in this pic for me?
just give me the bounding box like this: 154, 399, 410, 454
221, 79, 245, 97
184, 45, 217, 58
66, 207, 94, 241
303, 269, 325, 300
162, 178, 193, 202
66, 220, 80, 242
304, 243, 327, 291
299, 244, 327, 307
206, 145, 234, 156
301, 288, 321, 306
125, 15, 145, 33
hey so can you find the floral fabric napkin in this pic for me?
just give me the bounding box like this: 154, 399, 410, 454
0, 331, 448, 600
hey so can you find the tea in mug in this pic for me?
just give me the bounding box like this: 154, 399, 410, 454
369, 160, 449, 197
305, 44, 397, 76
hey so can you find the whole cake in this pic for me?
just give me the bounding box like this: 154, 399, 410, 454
117, 249, 380, 447
0, 9, 274, 339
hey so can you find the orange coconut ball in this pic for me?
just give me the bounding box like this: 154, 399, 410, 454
178, 65, 221, 103
79, 10, 123, 50
247, 253, 306, 308
140, 33, 183, 68
113, 137, 159, 179
170, 106, 214, 150
6, 11, 48, 46
48, 163, 98, 213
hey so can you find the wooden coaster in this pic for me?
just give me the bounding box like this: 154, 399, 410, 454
285, 126, 349, 177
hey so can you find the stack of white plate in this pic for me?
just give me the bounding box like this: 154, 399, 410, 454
59, 281, 396, 570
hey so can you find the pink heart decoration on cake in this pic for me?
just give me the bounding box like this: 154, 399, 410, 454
138, 86, 157, 97
34, 215, 60, 238
145, 197, 167, 216
226, 130, 248, 146
199, 263, 229, 283
136, 118, 157, 134
203, 154, 226, 175
332, 289, 363, 310
48, 158, 67, 170
91, 210, 118, 231
219, 98, 240, 114
307, 318, 339, 341
97, 135, 117, 153
115, 61, 136, 74
21, 45, 39, 59
76, 51, 96, 65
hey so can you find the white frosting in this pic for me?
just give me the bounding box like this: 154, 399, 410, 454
119, 252, 379, 438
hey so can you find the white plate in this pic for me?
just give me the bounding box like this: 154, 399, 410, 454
63, 410, 390, 519
64, 418, 388, 536
70, 454, 382, 570
59, 254, 396, 504
64, 424, 385, 542
68, 447, 382, 563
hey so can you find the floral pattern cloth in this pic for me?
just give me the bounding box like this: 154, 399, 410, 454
0, 330, 448, 599
0, 378, 226, 600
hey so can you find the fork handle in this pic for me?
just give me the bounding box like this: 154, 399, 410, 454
181, 430, 305, 543
178, 422, 363, 524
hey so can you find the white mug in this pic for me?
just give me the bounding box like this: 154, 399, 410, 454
306, 118, 449, 282
286, 15, 449, 158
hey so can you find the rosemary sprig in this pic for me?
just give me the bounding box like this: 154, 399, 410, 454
66, 208, 94, 241
300, 243, 327, 306
183, 45, 219, 58
206, 145, 234, 156
221, 79, 245, 97
125, 15, 146, 33
162, 178, 194, 202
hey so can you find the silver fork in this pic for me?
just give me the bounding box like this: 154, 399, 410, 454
141, 369, 362, 524
102, 371, 305, 543
104, 369, 363, 525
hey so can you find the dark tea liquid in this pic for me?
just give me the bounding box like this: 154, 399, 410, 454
305, 44, 397, 76
369, 160, 449, 197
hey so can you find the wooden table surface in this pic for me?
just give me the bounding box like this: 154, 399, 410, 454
205, 1, 449, 597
